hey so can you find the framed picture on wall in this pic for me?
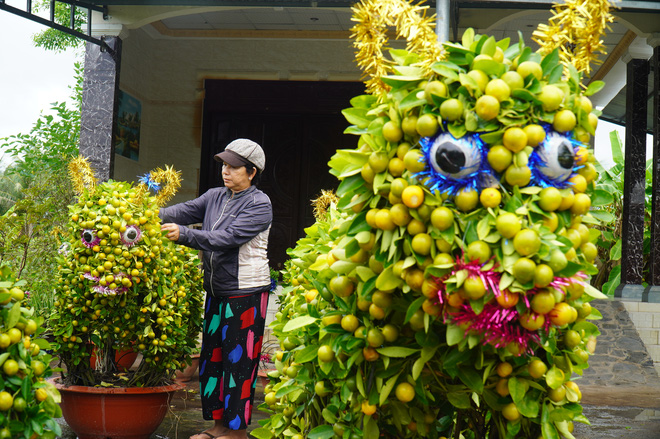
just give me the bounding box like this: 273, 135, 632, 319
114, 90, 141, 161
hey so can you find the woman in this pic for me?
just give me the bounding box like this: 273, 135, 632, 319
160, 138, 272, 439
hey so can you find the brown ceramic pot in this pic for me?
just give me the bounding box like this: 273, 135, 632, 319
53, 379, 184, 439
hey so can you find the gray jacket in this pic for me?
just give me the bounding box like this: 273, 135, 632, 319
159, 185, 272, 297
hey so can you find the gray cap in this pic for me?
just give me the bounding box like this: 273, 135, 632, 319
214, 138, 265, 172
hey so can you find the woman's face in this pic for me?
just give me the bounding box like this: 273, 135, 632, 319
222, 163, 256, 193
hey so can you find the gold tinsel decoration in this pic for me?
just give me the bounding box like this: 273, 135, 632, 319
351, 0, 444, 98
137, 166, 182, 207
68, 156, 97, 195
312, 189, 339, 221
533, 0, 616, 76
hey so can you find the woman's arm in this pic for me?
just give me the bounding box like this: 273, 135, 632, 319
175, 197, 272, 252
159, 189, 216, 225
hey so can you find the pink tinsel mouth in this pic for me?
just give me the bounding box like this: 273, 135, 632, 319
84, 272, 130, 296
434, 255, 587, 355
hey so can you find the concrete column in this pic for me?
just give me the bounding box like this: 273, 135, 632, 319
615, 49, 649, 301
79, 36, 122, 182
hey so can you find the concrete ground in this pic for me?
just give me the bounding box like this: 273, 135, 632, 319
55, 370, 660, 439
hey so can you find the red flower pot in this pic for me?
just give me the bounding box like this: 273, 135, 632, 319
53, 379, 184, 439
89, 347, 138, 372
174, 353, 200, 382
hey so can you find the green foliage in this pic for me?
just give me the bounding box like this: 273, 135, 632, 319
0, 265, 62, 438
31, 0, 85, 52
0, 62, 82, 319
591, 130, 653, 295
0, 172, 27, 216
0, 166, 74, 319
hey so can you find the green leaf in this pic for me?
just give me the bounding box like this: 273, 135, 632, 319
307, 425, 335, 439
295, 344, 320, 363
584, 80, 605, 97
540, 48, 559, 76
602, 266, 620, 296
363, 414, 380, 439
446, 324, 465, 346
275, 380, 301, 398
447, 391, 472, 409
610, 239, 622, 260
376, 346, 419, 358
399, 89, 427, 111
508, 376, 528, 404
282, 315, 318, 332
590, 189, 613, 207
511, 88, 540, 103
457, 366, 484, 393
7, 302, 20, 328
376, 265, 403, 291
462, 28, 475, 49
379, 372, 402, 405
546, 366, 565, 389
472, 58, 506, 77
392, 65, 423, 77
404, 296, 425, 324
481, 36, 497, 56
583, 283, 607, 300
447, 123, 467, 139
0, 353, 9, 367
431, 62, 460, 82
381, 75, 423, 90
342, 108, 371, 128
350, 94, 378, 109
250, 427, 274, 439
589, 210, 615, 223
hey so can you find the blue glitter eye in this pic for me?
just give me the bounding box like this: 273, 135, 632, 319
429, 135, 482, 179
418, 133, 494, 196
529, 130, 577, 188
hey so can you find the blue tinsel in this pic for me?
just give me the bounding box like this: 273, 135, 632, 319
138, 173, 161, 192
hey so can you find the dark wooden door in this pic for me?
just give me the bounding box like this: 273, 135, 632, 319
201, 80, 364, 269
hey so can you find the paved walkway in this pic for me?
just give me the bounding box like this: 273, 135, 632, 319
573, 299, 660, 438
55, 299, 660, 438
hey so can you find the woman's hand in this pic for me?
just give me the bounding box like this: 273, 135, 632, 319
161, 223, 180, 241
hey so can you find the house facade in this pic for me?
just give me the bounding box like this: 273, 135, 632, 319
3, 0, 660, 273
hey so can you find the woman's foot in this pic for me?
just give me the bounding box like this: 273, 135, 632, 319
189, 427, 230, 439
218, 430, 248, 439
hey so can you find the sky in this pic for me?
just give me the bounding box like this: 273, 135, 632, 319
0, 8, 79, 167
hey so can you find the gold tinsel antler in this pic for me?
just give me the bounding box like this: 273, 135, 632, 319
312, 189, 339, 222
68, 156, 97, 195
351, 0, 444, 98
533, 0, 616, 76
136, 166, 182, 206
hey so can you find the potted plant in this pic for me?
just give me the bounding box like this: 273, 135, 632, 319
50, 157, 204, 439
0, 264, 62, 439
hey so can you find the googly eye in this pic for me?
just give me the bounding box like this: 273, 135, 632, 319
529, 131, 577, 187
81, 229, 99, 248
121, 225, 142, 247
418, 133, 493, 196
58, 242, 71, 255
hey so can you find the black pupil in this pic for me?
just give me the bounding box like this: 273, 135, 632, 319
126, 230, 137, 240
83, 231, 94, 243
557, 142, 574, 169
435, 144, 466, 174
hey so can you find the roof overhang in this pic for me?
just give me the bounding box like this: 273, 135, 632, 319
80, 0, 660, 12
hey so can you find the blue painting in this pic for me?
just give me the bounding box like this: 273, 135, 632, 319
114, 90, 141, 161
